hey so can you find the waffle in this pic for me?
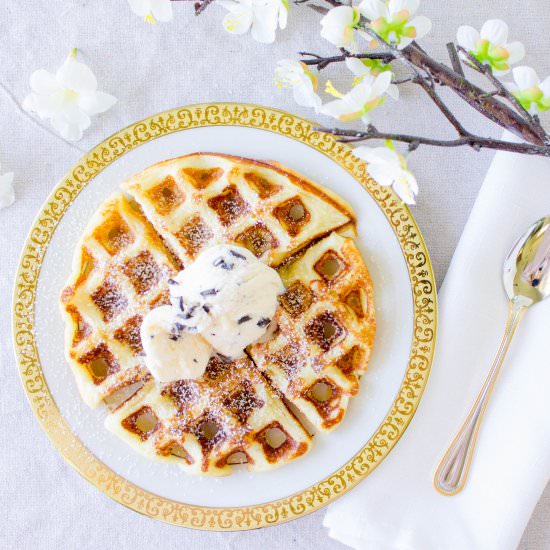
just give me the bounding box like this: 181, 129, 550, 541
121, 153, 355, 267
105, 355, 310, 475
60, 192, 180, 407
248, 232, 376, 431
61, 153, 376, 476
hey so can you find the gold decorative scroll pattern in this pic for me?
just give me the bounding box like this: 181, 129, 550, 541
13, 103, 437, 530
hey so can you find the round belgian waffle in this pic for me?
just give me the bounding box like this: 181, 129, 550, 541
60, 153, 376, 476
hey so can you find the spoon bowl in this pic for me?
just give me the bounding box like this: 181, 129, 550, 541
504, 215, 550, 306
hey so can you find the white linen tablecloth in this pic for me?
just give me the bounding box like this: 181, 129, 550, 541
1, 1, 549, 548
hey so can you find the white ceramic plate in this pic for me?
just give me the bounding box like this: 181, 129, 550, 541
14, 104, 436, 529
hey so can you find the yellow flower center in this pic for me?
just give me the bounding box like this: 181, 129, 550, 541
60, 88, 79, 102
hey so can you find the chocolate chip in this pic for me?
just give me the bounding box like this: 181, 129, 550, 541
213, 257, 234, 271
200, 288, 219, 297
238, 315, 251, 324
193, 358, 198, 363
257, 317, 271, 328
184, 304, 197, 320
170, 325, 182, 340
203, 304, 210, 313
179, 296, 184, 311
229, 250, 247, 260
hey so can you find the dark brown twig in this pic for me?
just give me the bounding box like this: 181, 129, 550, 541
300, 51, 394, 70
308, 4, 330, 15
317, 126, 550, 156
446, 42, 464, 77
392, 77, 414, 85
193, 0, 214, 15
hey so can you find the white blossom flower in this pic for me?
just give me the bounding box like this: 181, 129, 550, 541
274, 60, 322, 113
359, 0, 432, 49
126, 0, 173, 24
218, 0, 288, 44
0, 162, 15, 210
321, 71, 392, 124
505, 66, 550, 113
23, 51, 117, 142
320, 6, 361, 52
345, 57, 399, 99
353, 143, 418, 204
456, 19, 525, 75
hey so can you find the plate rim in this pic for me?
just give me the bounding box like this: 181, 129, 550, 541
12, 102, 437, 531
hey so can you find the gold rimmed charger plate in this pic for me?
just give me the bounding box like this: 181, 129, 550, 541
13, 103, 437, 530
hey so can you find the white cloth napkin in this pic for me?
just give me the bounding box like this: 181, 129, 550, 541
324, 138, 550, 550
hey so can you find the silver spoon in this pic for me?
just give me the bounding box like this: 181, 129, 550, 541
434, 215, 550, 496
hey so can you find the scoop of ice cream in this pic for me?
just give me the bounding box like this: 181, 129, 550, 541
169, 244, 285, 358
140, 305, 212, 382
140, 245, 285, 383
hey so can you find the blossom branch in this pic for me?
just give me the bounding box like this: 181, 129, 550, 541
298, 9, 549, 153
275, 1, 550, 201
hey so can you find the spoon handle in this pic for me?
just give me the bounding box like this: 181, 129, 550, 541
434, 302, 526, 496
